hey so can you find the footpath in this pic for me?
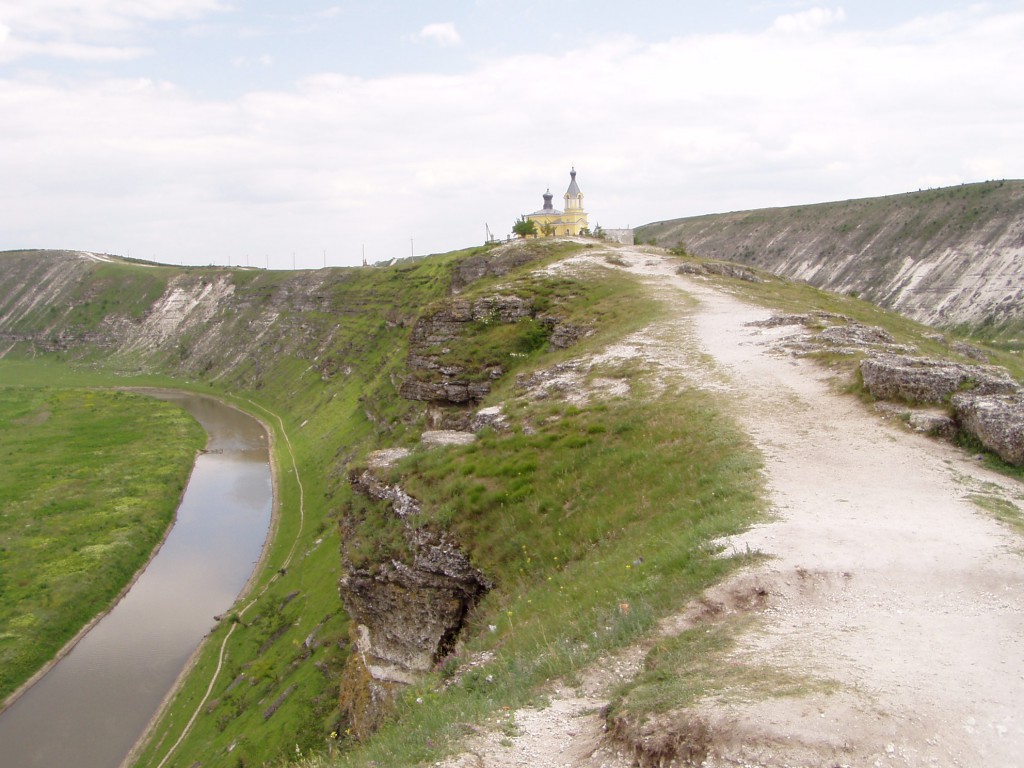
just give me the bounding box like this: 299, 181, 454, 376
440, 247, 1024, 768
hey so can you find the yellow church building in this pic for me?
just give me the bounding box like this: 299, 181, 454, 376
524, 168, 589, 237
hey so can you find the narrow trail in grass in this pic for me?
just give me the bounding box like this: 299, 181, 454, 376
440, 246, 1024, 768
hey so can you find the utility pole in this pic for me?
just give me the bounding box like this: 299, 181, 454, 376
410, 238, 414, 259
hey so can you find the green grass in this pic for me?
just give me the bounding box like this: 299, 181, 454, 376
969, 493, 1024, 535
0, 385, 204, 701
606, 616, 835, 726
317, 262, 766, 766
313, 380, 765, 767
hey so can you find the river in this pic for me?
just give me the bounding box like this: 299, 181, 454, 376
0, 391, 273, 767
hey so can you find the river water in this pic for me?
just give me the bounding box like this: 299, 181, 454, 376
0, 392, 273, 767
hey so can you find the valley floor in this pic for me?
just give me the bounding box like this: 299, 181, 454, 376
438, 246, 1024, 767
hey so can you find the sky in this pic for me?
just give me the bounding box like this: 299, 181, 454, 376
1, 1, 1023, 269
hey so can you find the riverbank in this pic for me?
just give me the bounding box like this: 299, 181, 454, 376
121, 394, 294, 768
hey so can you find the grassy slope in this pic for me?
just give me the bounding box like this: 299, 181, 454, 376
0, 250, 470, 765
0, 243, 766, 767
284, 256, 764, 767
0, 380, 205, 701
128, 255, 471, 767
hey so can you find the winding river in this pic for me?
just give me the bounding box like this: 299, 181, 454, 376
0, 392, 273, 767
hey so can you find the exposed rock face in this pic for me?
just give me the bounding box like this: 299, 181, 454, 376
398, 378, 492, 405
340, 468, 490, 736
545, 319, 589, 349
449, 240, 557, 292
786, 322, 915, 358
399, 292, 583, 405
640, 180, 1024, 330
676, 261, 763, 283
860, 354, 1019, 404
470, 405, 509, 432
420, 430, 477, 447
951, 341, 990, 362
398, 296, 525, 405
816, 323, 894, 347
746, 312, 849, 329
407, 299, 474, 346
750, 314, 914, 358
472, 294, 532, 323
952, 393, 1024, 466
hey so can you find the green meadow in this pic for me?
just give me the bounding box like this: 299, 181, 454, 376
0, 381, 204, 702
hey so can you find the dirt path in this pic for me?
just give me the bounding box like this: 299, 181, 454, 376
440, 246, 1024, 767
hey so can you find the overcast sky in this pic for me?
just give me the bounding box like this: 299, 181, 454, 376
2, 1, 1023, 268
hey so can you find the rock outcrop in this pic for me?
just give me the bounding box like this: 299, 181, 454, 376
339, 468, 490, 737
907, 411, 958, 440
859, 354, 1019, 404
449, 240, 561, 292
952, 393, 1024, 466
676, 260, 763, 283
399, 292, 588, 406
857, 353, 1024, 465
398, 296, 524, 405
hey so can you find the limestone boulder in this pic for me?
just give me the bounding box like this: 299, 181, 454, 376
816, 323, 894, 347
907, 411, 958, 440
860, 354, 1019, 404
546, 320, 589, 349
471, 404, 509, 432
952, 393, 1024, 466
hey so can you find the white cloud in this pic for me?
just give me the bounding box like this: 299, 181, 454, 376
771, 6, 847, 34
1, 6, 1022, 266
0, 0, 228, 34
0, 38, 150, 62
412, 22, 462, 47
0, 0, 228, 61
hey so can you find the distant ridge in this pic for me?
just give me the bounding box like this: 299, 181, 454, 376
637, 181, 1024, 344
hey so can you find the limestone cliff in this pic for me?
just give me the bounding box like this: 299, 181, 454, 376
638, 181, 1024, 336
338, 463, 491, 737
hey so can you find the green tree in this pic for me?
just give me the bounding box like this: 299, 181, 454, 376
513, 216, 538, 238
